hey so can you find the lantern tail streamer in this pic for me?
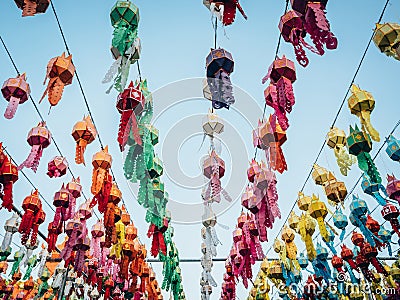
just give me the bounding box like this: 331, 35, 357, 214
4, 96, 20, 119
360, 110, 380, 142
334, 146, 356, 176
268, 142, 287, 174
276, 77, 295, 113
18, 145, 42, 172
1, 182, 13, 212
47, 77, 65, 107
357, 152, 381, 184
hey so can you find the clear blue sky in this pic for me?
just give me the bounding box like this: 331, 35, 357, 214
1, 1, 400, 299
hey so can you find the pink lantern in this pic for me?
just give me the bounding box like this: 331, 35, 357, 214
18, 121, 51, 172
386, 174, 400, 204
47, 156, 68, 178
1, 73, 30, 119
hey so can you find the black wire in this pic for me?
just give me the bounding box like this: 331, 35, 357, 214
0, 34, 100, 220
264, 0, 391, 256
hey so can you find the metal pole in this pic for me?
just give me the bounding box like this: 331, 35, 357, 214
58, 265, 70, 300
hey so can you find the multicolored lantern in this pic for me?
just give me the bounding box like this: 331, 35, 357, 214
40, 53, 75, 108
348, 84, 380, 142
203, 0, 247, 26
14, 0, 50, 17
262, 56, 296, 131
326, 127, 356, 176
386, 135, 400, 162
46, 156, 68, 178
205, 48, 235, 109
373, 23, 400, 60
1, 73, 30, 119
72, 115, 97, 165
18, 121, 51, 172
347, 124, 381, 184
0, 154, 18, 211
116, 81, 145, 151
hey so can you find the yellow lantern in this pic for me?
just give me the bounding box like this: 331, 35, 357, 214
373, 23, 400, 60
308, 194, 329, 243
347, 84, 380, 142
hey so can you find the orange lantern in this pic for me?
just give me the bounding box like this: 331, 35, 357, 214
0, 154, 18, 211
40, 53, 75, 109
18, 190, 43, 245
72, 116, 97, 165
14, 0, 50, 17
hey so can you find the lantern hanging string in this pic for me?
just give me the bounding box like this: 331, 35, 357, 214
0, 35, 100, 220
263, 0, 391, 258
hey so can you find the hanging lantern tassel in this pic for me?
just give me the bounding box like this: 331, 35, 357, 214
326, 127, 356, 176
147, 224, 167, 257
40, 53, 75, 108
18, 122, 51, 172
347, 125, 381, 184
116, 81, 145, 151
304, 2, 337, 54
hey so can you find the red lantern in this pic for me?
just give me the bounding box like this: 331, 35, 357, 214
18, 190, 42, 245
40, 53, 75, 109
147, 224, 167, 257
116, 81, 145, 151
1, 73, 30, 119
340, 244, 357, 270
386, 174, 400, 204
14, 0, 50, 17
47, 156, 68, 178
381, 203, 400, 237
18, 121, 51, 172
0, 154, 18, 211
206, 0, 247, 26
262, 56, 296, 130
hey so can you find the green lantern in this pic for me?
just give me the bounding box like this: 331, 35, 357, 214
347, 124, 381, 184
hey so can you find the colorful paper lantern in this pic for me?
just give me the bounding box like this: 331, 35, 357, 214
116, 81, 145, 151
373, 23, 400, 60
386, 134, 400, 162
1, 73, 30, 119
0, 153, 18, 211
348, 84, 380, 142
40, 53, 75, 108
347, 124, 381, 184
262, 55, 296, 131
18, 121, 51, 172
386, 174, 400, 204
203, 0, 247, 26
47, 156, 68, 178
14, 0, 50, 17
72, 115, 97, 165
205, 48, 235, 109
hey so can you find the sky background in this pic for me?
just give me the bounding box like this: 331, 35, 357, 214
1, 0, 400, 299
